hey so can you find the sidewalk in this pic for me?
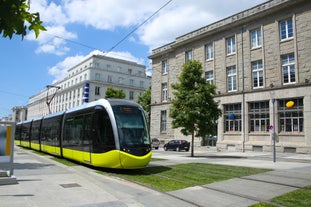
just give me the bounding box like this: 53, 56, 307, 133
0, 147, 311, 207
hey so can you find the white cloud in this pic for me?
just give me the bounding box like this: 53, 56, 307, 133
63, 0, 162, 30
26, 26, 77, 56
30, 0, 68, 26
138, 4, 217, 49
48, 54, 86, 83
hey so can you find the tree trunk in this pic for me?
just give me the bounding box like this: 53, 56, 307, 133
191, 131, 194, 157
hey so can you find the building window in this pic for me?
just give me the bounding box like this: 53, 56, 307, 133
280, 18, 293, 40
205, 71, 214, 84
162, 83, 168, 102
118, 77, 124, 84
205, 43, 214, 60
129, 91, 134, 100
252, 60, 264, 88
160, 110, 167, 132
128, 68, 132, 74
130, 79, 134, 86
140, 81, 144, 88
281, 53, 295, 84
226, 36, 236, 55
227, 66, 237, 92
107, 75, 112, 83
250, 28, 262, 48
249, 101, 270, 132
95, 73, 100, 81
224, 103, 241, 132
162, 60, 168, 74
279, 98, 303, 132
95, 86, 100, 95
185, 50, 193, 63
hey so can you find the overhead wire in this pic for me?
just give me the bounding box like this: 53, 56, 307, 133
106, 0, 173, 54
47, 0, 173, 59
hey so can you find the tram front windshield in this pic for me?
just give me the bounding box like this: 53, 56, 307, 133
113, 106, 150, 148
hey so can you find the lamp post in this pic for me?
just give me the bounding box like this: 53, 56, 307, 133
46, 85, 60, 114
272, 98, 276, 162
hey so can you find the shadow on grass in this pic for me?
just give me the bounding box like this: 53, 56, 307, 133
97, 165, 172, 176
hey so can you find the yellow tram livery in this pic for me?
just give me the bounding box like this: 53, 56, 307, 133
15, 99, 152, 169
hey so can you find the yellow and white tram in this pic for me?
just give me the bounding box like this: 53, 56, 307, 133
15, 99, 152, 169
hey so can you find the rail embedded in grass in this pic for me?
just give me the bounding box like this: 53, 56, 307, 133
98, 163, 271, 192
250, 185, 311, 207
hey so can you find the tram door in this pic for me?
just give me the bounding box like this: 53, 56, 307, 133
41, 117, 62, 156
63, 113, 92, 163
82, 114, 92, 164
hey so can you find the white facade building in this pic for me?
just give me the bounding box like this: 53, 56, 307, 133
27, 55, 150, 119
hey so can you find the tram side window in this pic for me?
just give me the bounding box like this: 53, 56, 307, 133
63, 112, 94, 151
92, 110, 115, 153
31, 121, 41, 143
21, 123, 31, 141
83, 114, 92, 151
15, 124, 22, 141
64, 115, 84, 150
41, 117, 61, 146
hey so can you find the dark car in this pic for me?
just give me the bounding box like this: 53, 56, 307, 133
163, 140, 190, 152
151, 138, 160, 150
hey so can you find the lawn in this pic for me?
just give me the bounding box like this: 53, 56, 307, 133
99, 163, 270, 192
250, 185, 311, 207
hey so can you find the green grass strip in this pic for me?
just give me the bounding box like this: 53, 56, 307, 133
250, 185, 311, 207
99, 163, 270, 192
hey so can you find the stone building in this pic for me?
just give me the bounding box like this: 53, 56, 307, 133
149, 0, 311, 153
27, 54, 150, 119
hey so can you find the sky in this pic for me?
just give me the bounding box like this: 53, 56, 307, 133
0, 0, 267, 118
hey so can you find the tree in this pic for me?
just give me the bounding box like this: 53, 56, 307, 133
169, 60, 222, 157
105, 87, 126, 99
0, 0, 46, 39
137, 86, 151, 114
137, 86, 151, 128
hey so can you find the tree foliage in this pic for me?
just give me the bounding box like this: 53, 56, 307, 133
0, 0, 46, 39
105, 87, 126, 99
137, 86, 151, 129
137, 86, 151, 114
169, 60, 222, 156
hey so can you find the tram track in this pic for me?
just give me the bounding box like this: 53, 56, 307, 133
103, 163, 311, 207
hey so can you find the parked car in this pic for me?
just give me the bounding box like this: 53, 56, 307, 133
151, 138, 160, 150
163, 140, 190, 152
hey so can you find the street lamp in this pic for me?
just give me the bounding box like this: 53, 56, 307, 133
272, 98, 276, 162
46, 85, 61, 114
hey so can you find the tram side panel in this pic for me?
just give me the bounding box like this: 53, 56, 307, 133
20, 121, 32, 148
89, 107, 120, 168
62, 106, 122, 168
62, 110, 93, 164
30, 119, 42, 151
41, 115, 63, 156
14, 124, 22, 145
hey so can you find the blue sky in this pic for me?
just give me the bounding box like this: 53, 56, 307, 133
0, 0, 267, 118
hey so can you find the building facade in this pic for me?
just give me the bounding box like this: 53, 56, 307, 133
149, 0, 311, 154
27, 55, 150, 119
